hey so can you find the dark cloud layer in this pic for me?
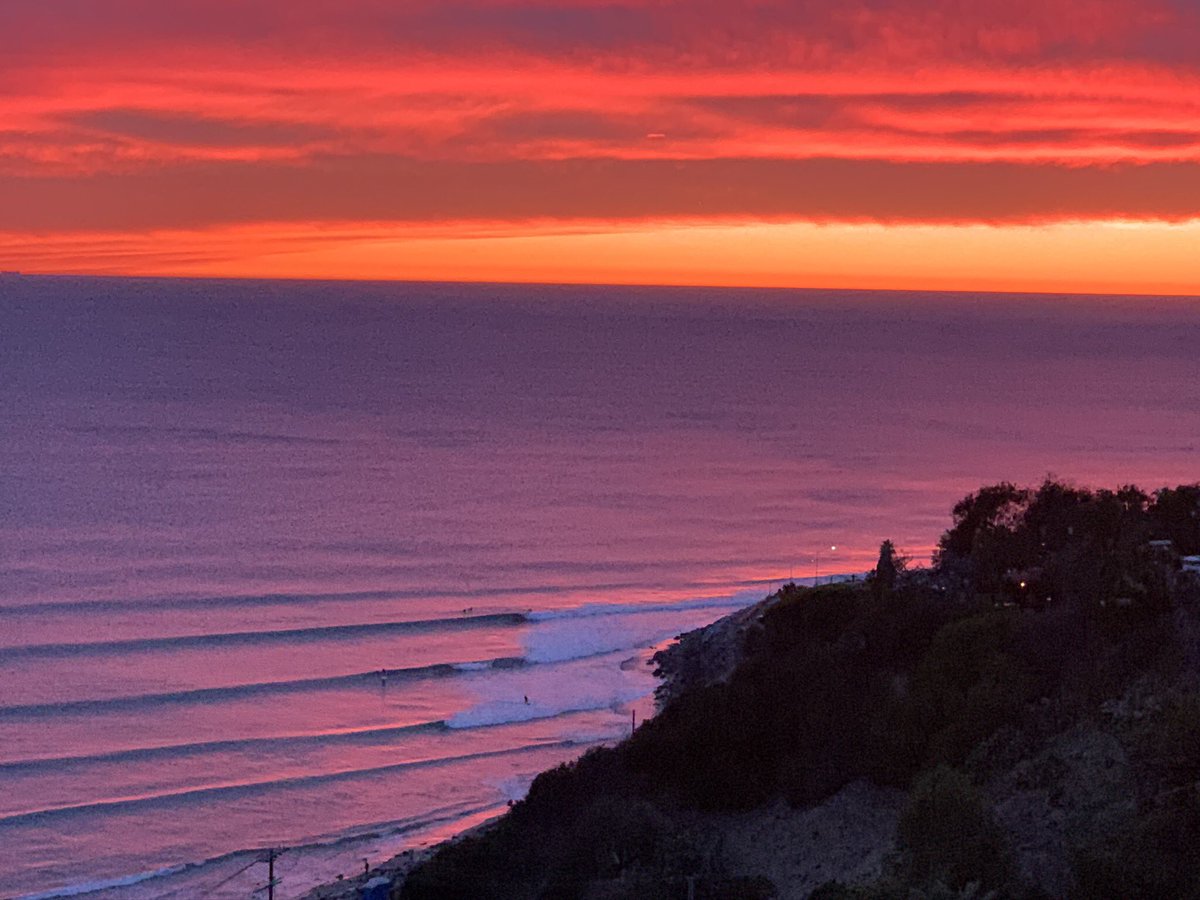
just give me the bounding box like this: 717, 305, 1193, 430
6, 156, 1200, 231
4, 0, 1197, 68
66, 109, 335, 148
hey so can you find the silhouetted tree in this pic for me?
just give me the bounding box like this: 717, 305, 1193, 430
937, 483, 1030, 560
1151, 485, 1200, 555
936, 483, 1032, 596
873, 540, 899, 600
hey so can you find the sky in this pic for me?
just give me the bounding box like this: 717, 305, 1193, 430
4, 0, 1200, 293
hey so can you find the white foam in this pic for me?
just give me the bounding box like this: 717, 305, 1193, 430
446, 643, 658, 731
521, 590, 761, 668
527, 590, 761, 623
15, 862, 190, 900
446, 594, 755, 729
446, 694, 639, 730
18, 591, 762, 899
485, 774, 537, 804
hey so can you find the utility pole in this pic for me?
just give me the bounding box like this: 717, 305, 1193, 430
251, 849, 281, 900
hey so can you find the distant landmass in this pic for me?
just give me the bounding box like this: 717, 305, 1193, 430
327, 479, 1200, 900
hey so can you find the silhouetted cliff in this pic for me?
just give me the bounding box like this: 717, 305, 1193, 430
395, 480, 1200, 900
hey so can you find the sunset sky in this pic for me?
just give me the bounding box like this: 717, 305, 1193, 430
5, 0, 1200, 293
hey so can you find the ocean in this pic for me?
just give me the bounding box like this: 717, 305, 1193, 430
1, 276, 1198, 898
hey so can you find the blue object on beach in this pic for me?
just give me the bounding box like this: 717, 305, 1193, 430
360, 875, 391, 900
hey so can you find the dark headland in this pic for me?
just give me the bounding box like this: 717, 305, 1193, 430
322, 479, 1200, 900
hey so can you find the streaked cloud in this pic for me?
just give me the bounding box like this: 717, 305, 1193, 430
7, 157, 1200, 231
3, 0, 1200, 289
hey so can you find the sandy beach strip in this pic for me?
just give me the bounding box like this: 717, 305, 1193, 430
300, 810, 506, 900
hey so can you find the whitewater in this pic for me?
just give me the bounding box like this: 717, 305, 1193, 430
2, 277, 1199, 898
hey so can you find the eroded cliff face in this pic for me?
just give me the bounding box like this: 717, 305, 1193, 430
697, 781, 906, 900
988, 725, 1135, 896
652, 592, 1200, 900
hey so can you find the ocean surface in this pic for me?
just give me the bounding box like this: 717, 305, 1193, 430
1, 276, 1198, 898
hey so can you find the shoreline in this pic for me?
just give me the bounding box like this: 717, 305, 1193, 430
8, 613, 744, 900
299, 814, 506, 900
301, 595, 783, 899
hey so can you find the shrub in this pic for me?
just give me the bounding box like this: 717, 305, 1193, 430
896, 767, 1014, 892
755, 585, 861, 652
589, 874, 776, 900
808, 882, 895, 899
1071, 788, 1200, 899
622, 676, 779, 811
400, 828, 529, 900
907, 613, 1033, 767
1152, 693, 1200, 783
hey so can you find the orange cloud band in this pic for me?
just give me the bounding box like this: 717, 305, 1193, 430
4, 0, 1200, 290
6, 219, 1200, 297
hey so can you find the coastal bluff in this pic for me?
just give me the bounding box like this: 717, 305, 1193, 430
320, 480, 1200, 899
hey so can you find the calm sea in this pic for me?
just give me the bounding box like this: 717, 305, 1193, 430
1, 277, 1198, 898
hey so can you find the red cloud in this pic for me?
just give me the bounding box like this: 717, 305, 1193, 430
4, 0, 1200, 285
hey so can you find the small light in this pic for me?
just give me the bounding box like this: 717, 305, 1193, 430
1019, 581, 1027, 589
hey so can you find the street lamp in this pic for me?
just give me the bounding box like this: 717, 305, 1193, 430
814, 545, 838, 585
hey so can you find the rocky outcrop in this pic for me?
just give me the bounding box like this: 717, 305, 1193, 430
651, 593, 777, 706
708, 780, 904, 899
989, 726, 1136, 896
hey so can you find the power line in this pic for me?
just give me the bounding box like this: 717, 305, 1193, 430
150, 856, 261, 900
250, 847, 288, 900
259, 847, 280, 900
198, 857, 262, 899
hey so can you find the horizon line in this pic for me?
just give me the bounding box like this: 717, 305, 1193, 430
6, 271, 1200, 302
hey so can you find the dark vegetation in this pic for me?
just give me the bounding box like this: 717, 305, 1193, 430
399, 481, 1200, 900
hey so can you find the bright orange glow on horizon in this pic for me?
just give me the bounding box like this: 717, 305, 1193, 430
4, 0, 1200, 294
10, 219, 1200, 297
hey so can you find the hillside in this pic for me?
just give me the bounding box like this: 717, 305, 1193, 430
393, 480, 1200, 899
